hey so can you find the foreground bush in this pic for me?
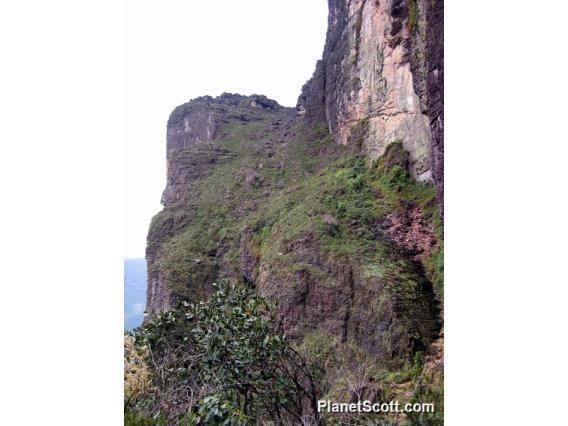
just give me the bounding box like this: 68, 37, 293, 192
125, 281, 319, 425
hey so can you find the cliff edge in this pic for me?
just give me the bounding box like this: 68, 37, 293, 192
143, 1, 444, 423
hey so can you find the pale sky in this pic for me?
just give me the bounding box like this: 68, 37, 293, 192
124, 0, 328, 258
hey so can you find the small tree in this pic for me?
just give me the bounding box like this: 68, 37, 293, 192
130, 281, 320, 425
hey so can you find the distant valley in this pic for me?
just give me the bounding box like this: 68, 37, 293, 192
124, 258, 146, 330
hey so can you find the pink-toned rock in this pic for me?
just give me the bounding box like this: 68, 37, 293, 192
323, 214, 339, 226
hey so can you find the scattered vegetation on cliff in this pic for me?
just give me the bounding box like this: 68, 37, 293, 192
407, 0, 419, 33
140, 101, 444, 424
157, 117, 442, 302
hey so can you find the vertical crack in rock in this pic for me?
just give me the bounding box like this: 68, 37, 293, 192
299, 0, 444, 197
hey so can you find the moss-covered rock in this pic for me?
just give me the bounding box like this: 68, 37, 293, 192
145, 94, 444, 423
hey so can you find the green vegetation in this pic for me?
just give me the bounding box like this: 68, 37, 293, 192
142, 105, 444, 423
407, 0, 418, 33
406, 383, 443, 426
183, 394, 249, 426
127, 281, 319, 425
348, 118, 369, 148
154, 114, 348, 301
297, 331, 439, 425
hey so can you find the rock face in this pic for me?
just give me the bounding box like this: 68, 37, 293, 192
145, 0, 443, 378
298, 0, 443, 205
162, 93, 282, 207
422, 0, 444, 215
255, 232, 441, 362
145, 89, 443, 364
166, 93, 282, 159
147, 94, 288, 313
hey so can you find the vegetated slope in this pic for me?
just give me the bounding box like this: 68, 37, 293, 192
139, 94, 442, 424
134, 0, 444, 423
124, 258, 147, 331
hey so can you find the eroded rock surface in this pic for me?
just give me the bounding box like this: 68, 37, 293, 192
377, 201, 437, 260
299, 0, 444, 202
145, 0, 444, 372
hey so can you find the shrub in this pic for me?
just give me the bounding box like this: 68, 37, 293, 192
386, 165, 411, 188
124, 333, 153, 402
128, 281, 320, 424
182, 394, 249, 426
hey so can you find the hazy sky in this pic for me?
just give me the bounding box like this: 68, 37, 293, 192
124, 0, 328, 258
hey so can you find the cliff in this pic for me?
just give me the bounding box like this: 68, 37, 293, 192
144, 1, 443, 423
299, 0, 443, 211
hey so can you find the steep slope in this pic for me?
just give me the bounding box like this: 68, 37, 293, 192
146, 91, 442, 359
299, 0, 444, 212
143, 1, 443, 423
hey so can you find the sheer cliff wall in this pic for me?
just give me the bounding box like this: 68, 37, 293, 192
144, 1, 444, 371
298, 0, 443, 210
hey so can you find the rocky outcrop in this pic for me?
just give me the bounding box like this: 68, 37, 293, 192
407, 0, 444, 214
298, 0, 443, 205
145, 0, 443, 374
422, 0, 444, 215
162, 94, 283, 207
255, 232, 441, 363
377, 201, 437, 260
296, 60, 327, 124
166, 93, 282, 159
161, 144, 232, 207
146, 94, 290, 315
145, 207, 192, 314
140, 4, 444, 423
